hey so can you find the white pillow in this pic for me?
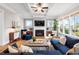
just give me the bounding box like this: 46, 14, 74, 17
74, 43, 79, 52
19, 45, 33, 53
8, 45, 18, 53
74, 43, 79, 48
59, 36, 66, 45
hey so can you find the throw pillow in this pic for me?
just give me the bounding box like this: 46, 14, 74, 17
51, 39, 60, 44
11, 43, 18, 48
18, 45, 33, 53
66, 48, 75, 55
74, 43, 79, 53
65, 36, 79, 48
59, 36, 66, 45
8, 45, 18, 53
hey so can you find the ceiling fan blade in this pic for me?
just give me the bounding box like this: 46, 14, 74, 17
35, 9, 38, 12
31, 7, 36, 8
42, 7, 48, 9
41, 9, 44, 12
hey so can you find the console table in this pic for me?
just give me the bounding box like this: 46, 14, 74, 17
9, 32, 19, 43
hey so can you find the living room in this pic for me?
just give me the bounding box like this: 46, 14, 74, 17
0, 3, 79, 55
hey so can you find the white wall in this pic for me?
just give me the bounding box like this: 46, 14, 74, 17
0, 7, 23, 45
0, 9, 5, 45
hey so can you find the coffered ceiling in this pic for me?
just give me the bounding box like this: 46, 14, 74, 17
0, 3, 79, 19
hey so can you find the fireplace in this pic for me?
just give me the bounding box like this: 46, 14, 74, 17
35, 30, 44, 36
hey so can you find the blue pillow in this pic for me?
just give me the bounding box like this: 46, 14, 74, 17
11, 43, 18, 48
51, 40, 60, 44
25, 35, 32, 40
57, 44, 69, 54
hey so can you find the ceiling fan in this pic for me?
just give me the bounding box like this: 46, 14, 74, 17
31, 3, 48, 12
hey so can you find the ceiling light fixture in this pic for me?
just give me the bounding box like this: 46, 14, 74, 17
31, 3, 48, 13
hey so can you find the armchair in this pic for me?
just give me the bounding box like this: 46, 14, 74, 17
25, 32, 32, 40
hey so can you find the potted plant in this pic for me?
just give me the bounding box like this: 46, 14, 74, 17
53, 19, 59, 36
53, 19, 58, 30
32, 36, 36, 42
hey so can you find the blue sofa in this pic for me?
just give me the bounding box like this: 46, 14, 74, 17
21, 29, 32, 40
51, 40, 69, 54
51, 35, 79, 54
65, 35, 79, 49
2, 49, 62, 55
32, 50, 62, 55
21, 29, 27, 39
2, 42, 62, 55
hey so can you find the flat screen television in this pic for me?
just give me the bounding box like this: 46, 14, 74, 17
35, 20, 45, 26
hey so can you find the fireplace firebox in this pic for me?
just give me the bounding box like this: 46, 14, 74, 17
35, 30, 44, 36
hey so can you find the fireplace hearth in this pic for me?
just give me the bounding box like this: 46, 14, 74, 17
35, 30, 44, 36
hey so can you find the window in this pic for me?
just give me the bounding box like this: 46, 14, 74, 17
25, 20, 33, 27
46, 20, 54, 31
69, 16, 75, 35
74, 16, 79, 36
59, 20, 63, 33
62, 19, 69, 34
59, 18, 70, 34
47, 20, 53, 27
60, 15, 79, 37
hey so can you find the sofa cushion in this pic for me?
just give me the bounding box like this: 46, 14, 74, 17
56, 44, 69, 54
47, 50, 62, 55
19, 45, 33, 53
50, 39, 69, 54
65, 36, 79, 48
33, 50, 62, 55
50, 39, 60, 45
59, 36, 66, 45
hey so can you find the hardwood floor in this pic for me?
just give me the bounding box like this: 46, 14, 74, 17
0, 37, 46, 53
0, 39, 20, 53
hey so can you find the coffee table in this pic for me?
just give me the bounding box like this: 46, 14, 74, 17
23, 40, 51, 51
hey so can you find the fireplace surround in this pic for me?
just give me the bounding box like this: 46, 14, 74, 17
33, 18, 46, 38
